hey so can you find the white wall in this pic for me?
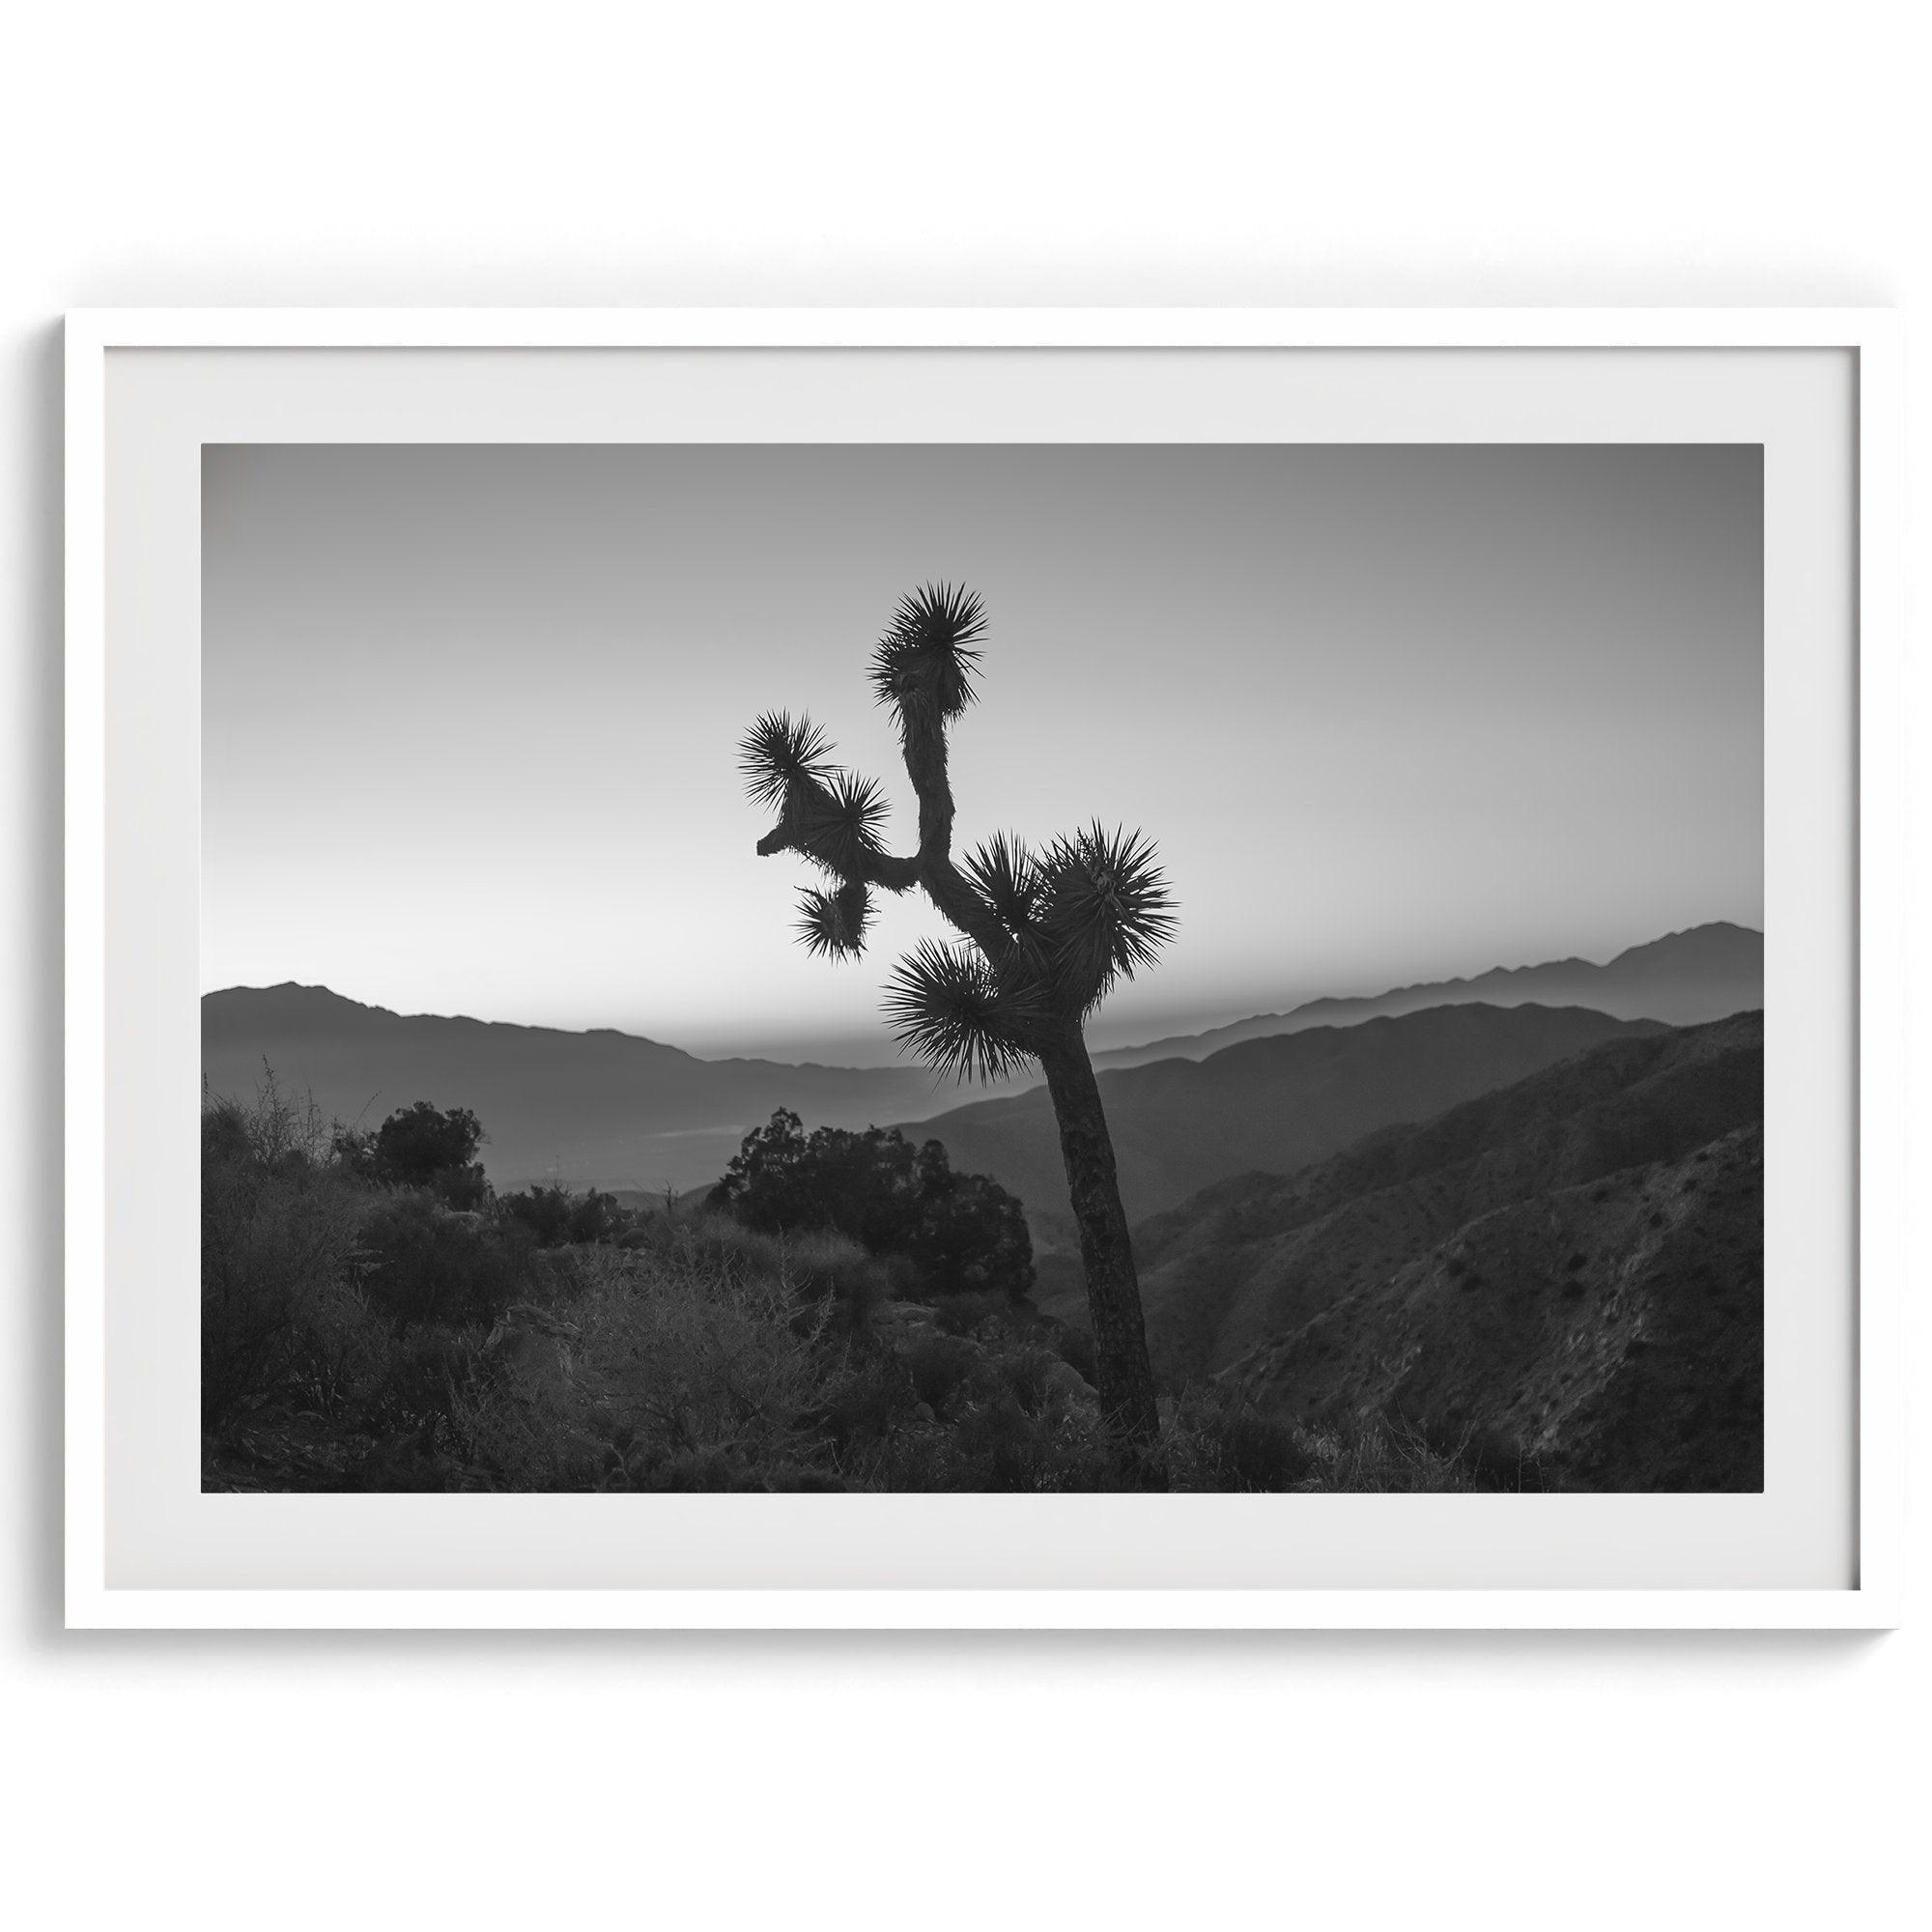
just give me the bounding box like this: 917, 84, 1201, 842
4, 4, 1923, 1925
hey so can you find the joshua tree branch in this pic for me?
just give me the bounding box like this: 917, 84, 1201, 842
755, 707, 1012, 966
755, 818, 920, 892
894, 705, 1015, 964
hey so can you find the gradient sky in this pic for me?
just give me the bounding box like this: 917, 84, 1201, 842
202, 443, 1762, 1064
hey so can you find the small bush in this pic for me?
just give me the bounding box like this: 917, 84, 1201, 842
201, 1077, 364, 1428
1167, 1388, 1315, 1491
497, 1182, 634, 1246
358, 1193, 535, 1329
360, 1324, 482, 1437
1419, 1415, 1550, 1492
447, 1243, 845, 1491
947, 1387, 1113, 1492
813, 1350, 924, 1454
900, 1331, 981, 1413
781, 1228, 895, 1321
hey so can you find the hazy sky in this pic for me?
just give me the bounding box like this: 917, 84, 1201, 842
203, 443, 1762, 1064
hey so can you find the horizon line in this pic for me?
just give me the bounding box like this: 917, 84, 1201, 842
200, 917, 1765, 1069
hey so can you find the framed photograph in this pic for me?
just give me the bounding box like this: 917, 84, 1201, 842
66, 309, 1902, 1630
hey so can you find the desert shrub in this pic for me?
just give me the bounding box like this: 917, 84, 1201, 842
778, 1227, 895, 1321
926, 1288, 1030, 1338
710, 1109, 1034, 1299
1166, 1387, 1315, 1491
446, 1242, 848, 1491
281, 1276, 396, 1422
1296, 1415, 1479, 1492
565, 1187, 630, 1243
618, 1211, 891, 1325
813, 1350, 925, 1453
1424, 1419, 1552, 1492
899, 1330, 982, 1412
946, 1384, 1114, 1492
901, 1332, 1110, 1491
359, 1324, 483, 1437
497, 1182, 633, 1247
201, 1078, 365, 1428
978, 1338, 1076, 1418
357, 1192, 536, 1329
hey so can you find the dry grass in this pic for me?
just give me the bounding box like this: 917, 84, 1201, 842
201, 1073, 366, 1427
448, 1240, 851, 1490
1290, 1415, 1478, 1492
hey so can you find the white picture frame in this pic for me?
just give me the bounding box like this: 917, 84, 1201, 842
66, 308, 1904, 1631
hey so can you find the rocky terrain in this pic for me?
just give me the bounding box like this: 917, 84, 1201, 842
1062, 1012, 1762, 1491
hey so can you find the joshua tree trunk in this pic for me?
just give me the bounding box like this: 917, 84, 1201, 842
1038, 1025, 1163, 1472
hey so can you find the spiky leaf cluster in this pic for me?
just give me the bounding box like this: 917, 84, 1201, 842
795, 881, 872, 959
868, 582, 986, 723
739, 710, 833, 810
793, 769, 888, 877
961, 831, 1044, 937
1037, 824, 1177, 1013
883, 939, 1041, 1084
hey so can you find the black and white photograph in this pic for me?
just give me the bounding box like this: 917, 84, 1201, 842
200, 440, 1765, 1494
21, 12, 1927, 1928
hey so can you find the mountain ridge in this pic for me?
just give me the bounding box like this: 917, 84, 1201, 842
202, 982, 959, 1192
1208, 1012, 1765, 1490
205, 919, 1758, 1074
1020, 1009, 1764, 1490
1091, 1008, 1761, 1374
1094, 921, 1761, 1067
898, 1002, 1664, 1248
202, 920, 1755, 1203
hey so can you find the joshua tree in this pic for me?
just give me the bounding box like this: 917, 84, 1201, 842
737, 583, 1176, 1468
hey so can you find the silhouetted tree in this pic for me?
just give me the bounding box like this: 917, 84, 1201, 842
737, 584, 1175, 1470
364, 1101, 490, 1208
711, 1108, 1034, 1299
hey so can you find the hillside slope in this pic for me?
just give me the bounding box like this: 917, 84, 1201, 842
1095, 922, 1761, 1068
1127, 1012, 1762, 1492
907, 1003, 1662, 1249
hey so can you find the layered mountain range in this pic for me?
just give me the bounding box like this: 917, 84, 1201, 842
201, 981, 944, 1193
202, 922, 1760, 1201
1094, 922, 1761, 1067
898, 1003, 1662, 1251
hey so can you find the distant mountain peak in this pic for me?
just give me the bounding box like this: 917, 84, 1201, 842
1603, 921, 1761, 964
203, 981, 677, 1051
1094, 921, 1763, 1070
